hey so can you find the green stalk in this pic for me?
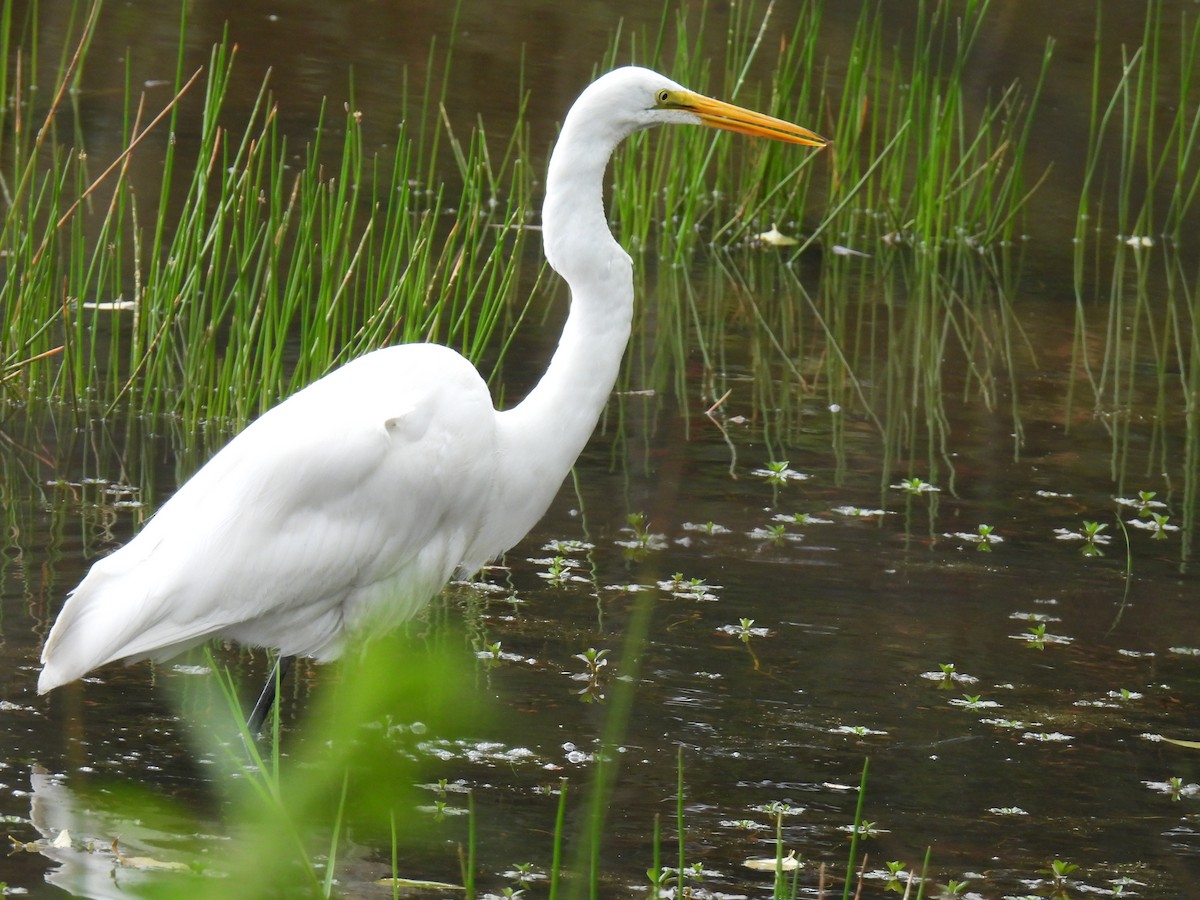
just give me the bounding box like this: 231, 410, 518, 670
676, 746, 686, 894
464, 790, 476, 899
549, 780, 568, 900
322, 772, 350, 898
841, 758, 869, 900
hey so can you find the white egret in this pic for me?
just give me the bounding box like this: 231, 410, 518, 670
37, 67, 827, 723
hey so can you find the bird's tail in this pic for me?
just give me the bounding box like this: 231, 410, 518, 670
38, 555, 214, 693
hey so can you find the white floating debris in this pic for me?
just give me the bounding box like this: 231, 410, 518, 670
79, 299, 137, 311
1021, 731, 1074, 743
745, 850, 801, 871
170, 665, 212, 676
755, 223, 798, 247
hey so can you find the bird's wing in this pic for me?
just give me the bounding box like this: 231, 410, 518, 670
39, 345, 497, 691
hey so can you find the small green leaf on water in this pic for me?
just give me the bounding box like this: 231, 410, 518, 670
375, 877, 466, 890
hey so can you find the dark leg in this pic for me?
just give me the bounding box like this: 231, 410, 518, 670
246, 655, 294, 736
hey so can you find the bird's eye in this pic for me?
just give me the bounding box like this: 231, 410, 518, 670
657, 89, 671, 105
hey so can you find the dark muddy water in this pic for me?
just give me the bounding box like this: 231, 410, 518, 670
4, 1, 1200, 897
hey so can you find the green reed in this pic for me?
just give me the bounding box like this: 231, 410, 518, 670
1069, 0, 1200, 562
803, 0, 1046, 485
597, 0, 1049, 493
5, 0, 1056, 466
1, 2, 530, 432
605, 0, 1047, 258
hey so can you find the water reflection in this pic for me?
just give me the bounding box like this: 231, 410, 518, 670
23, 766, 205, 898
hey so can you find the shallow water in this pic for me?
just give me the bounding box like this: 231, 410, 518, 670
5, 1, 1200, 897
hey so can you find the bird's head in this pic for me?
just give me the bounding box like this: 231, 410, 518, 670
573, 66, 829, 148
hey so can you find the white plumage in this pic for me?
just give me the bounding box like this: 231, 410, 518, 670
38, 67, 826, 696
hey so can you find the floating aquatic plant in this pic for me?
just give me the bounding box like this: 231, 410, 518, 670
1126, 513, 1178, 539
920, 663, 979, 688
1114, 490, 1168, 516
752, 460, 811, 486
1053, 520, 1112, 556
680, 521, 731, 535
615, 512, 669, 552
658, 573, 721, 601
1016, 623, 1074, 650
534, 555, 589, 586
746, 523, 803, 544
718, 618, 769, 641
892, 477, 940, 495
772, 512, 833, 527
987, 806, 1029, 816
1143, 777, 1200, 801
945, 523, 1003, 549
949, 694, 1000, 711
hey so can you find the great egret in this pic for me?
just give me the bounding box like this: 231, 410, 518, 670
37, 67, 827, 721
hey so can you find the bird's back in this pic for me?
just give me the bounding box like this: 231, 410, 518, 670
38, 343, 499, 693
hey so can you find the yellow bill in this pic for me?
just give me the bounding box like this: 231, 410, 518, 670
661, 89, 829, 147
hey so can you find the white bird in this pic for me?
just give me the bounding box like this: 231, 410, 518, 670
37, 67, 827, 718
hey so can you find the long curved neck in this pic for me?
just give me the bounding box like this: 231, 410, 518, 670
484, 110, 636, 555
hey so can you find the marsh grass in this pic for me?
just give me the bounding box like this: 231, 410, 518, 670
598, 0, 1048, 497
1069, 1, 1200, 561
0, 0, 1070, 502
1, 1, 531, 431
607, 0, 1048, 260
